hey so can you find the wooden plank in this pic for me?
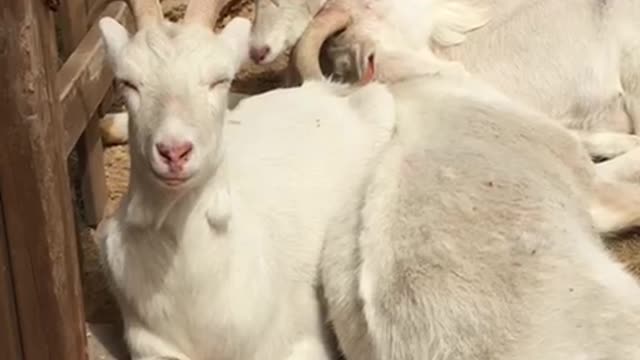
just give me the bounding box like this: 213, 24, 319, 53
79, 115, 108, 226
87, 0, 115, 26
0, 0, 87, 359
55, 0, 89, 58
57, 1, 134, 156
0, 195, 23, 360
56, 0, 103, 226
57, 0, 119, 226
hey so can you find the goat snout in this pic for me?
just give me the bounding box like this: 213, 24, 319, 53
155, 141, 193, 172
250, 45, 271, 63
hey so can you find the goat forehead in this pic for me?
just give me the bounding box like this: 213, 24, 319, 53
122, 33, 231, 84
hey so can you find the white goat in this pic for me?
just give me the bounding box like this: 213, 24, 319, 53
248, 0, 640, 234
96, 0, 395, 358
249, 0, 640, 162
98, 0, 485, 145
321, 50, 640, 360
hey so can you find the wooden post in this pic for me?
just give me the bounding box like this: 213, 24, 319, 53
57, 0, 108, 226
0, 196, 23, 360
0, 0, 87, 359
56, 0, 88, 59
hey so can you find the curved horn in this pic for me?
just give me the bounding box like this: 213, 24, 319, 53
184, 0, 232, 28
293, 5, 352, 81
124, 0, 163, 29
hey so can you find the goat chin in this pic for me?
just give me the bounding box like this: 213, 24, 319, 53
321, 73, 640, 360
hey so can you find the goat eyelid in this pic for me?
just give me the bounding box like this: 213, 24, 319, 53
209, 79, 231, 89
119, 79, 140, 92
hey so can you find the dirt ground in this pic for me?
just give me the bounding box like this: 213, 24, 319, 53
80, 0, 640, 332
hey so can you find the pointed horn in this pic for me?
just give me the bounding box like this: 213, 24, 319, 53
124, 0, 163, 29
184, 0, 232, 28
293, 5, 352, 81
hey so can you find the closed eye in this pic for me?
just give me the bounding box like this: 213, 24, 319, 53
119, 79, 139, 92
210, 79, 230, 90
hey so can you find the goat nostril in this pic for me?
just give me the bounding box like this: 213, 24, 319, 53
175, 142, 193, 160
156, 142, 194, 164
250, 46, 271, 63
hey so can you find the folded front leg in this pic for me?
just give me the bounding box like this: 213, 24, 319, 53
594, 147, 640, 182
589, 180, 640, 234
570, 130, 640, 162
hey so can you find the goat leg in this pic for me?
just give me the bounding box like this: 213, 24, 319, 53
590, 179, 640, 234
594, 146, 640, 182
570, 130, 640, 162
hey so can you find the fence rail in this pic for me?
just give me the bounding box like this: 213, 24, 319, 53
0, 0, 132, 359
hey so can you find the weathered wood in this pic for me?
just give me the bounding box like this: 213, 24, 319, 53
79, 116, 108, 226
55, 0, 89, 58
57, 1, 134, 156
0, 196, 23, 360
0, 0, 87, 359
56, 0, 107, 226
87, 0, 116, 26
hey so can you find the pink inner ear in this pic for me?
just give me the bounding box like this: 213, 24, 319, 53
358, 54, 376, 85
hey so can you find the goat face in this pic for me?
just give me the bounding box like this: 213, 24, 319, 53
99, 18, 250, 191
250, 0, 327, 64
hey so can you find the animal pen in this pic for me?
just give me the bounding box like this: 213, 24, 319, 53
0, 0, 133, 358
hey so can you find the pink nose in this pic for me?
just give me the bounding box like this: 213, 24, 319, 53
156, 141, 193, 169
250, 46, 271, 63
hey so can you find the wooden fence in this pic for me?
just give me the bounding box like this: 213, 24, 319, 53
0, 0, 133, 358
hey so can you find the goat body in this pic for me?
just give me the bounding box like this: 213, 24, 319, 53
251, 0, 640, 158
437, 0, 640, 134
251, 0, 640, 233
97, 4, 395, 358
321, 69, 640, 360
334, 0, 640, 157
98, 79, 396, 359
320, 0, 640, 135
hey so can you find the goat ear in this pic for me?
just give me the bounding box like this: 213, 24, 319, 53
99, 17, 130, 66
219, 17, 251, 71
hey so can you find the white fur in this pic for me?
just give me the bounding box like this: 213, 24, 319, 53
250, 0, 640, 233
100, 93, 250, 146
250, 0, 640, 158
321, 59, 640, 360
97, 14, 396, 360
250, 0, 488, 64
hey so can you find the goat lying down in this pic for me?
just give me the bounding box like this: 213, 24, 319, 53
250, 0, 640, 234
321, 52, 640, 360
250, 0, 640, 162
98, 2, 640, 359
96, 0, 394, 358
